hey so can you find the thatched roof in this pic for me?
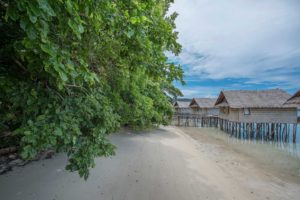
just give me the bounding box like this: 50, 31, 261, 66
174, 101, 190, 108
215, 89, 291, 108
190, 98, 217, 108
284, 90, 300, 107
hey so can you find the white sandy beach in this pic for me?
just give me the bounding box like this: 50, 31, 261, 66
0, 126, 299, 200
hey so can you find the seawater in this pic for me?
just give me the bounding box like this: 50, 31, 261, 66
208, 125, 300, 159
182, 126, 300, 181
172, 118, 300, 158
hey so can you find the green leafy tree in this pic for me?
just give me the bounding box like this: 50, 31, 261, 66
0, 0, 183, 179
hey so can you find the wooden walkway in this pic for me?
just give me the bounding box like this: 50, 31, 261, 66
172, 114, 299, 143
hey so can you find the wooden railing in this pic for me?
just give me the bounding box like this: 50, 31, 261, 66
171, 114, 299, 143
172, 113, 219, 128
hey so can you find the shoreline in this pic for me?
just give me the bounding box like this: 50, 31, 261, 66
177, 126, 300, 184
0, 126, 299, 200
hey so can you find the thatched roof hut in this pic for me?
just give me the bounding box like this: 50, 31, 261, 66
189, 98, 219, 116
215, 89, 296, 123
173, 100, 192, 114
190, 98, 217, 108
174, 101, 190, 109
284, 90, 300, 107
215, 89, 291, 108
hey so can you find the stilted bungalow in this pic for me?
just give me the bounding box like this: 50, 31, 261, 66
284, 90, 300, 123
173, 100, 193, 126
189, 98, 219, 116
173, 101, 192, 115
215, 89, 297, 123
214, 89, 299, 143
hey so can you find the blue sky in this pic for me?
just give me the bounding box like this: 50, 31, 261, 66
168, 0, 300, 98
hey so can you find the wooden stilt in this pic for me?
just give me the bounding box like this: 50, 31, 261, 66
293, 124, 297, 143
284, 124, 288, 142
271, 123, 275, 140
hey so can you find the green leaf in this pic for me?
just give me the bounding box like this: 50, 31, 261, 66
40, 43, 55, 56
68, 19, 82, 39
27, 26, 37, 39
28, 11, 37, 23
38, 0, 56, 17
126, 29, 135, 38
78, 24, 84, 34
130, 17, 138, 24
20, 18, 29, 30
6, 4, 19, 21
54, 128, 63, 136
59, 71, 68, 82
65, 0, 74, 14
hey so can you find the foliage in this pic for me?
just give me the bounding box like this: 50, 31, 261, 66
0, 0, 183, 179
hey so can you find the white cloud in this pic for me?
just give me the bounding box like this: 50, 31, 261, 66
176, 82, 255, 98
178, 86, 219, 98
169, 0, 300, 86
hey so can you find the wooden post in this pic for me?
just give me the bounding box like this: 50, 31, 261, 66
245, 123, 248, 139
227, 120, 229, 133
279, 123, 282, 142
234, 122, 236, 137
293, 124, 297, 143
271, 123, 275, 141
250, 123, 253, 139
276, 123, 278, 142
266, 123, 269, 141
221, 119, 224, 131
240, 122, 242, 138
242, 123, 245, 139
256, 123, 259, 140
284, 124, 288, 142
262, 123, 265, 140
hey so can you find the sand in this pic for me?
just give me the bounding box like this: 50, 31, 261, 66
0, 126, 299, 200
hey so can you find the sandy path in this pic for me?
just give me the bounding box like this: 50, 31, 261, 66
0, 126, 299, 200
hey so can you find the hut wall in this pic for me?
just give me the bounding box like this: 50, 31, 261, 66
191, 107, 203, 115
219, 107, 297, 123
207, 108, 219, 116
237, 108, 297, 123
219, 107, 239, 121
191, 107, 219, 116
191, 107, 207, 116
176, 108, 192, 114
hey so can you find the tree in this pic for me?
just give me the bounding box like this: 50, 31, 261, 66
0, 0, 183, 179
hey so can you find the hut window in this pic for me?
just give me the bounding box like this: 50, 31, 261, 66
297, 108, 300, 117
243, 108, 251, 115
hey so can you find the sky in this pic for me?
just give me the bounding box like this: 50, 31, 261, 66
168, 0, 300, 98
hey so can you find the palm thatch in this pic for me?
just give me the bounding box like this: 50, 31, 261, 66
284, 90, 300, 107
174, 101, 190, 108
190, 98, 217, 108
215, 89, 291, 108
